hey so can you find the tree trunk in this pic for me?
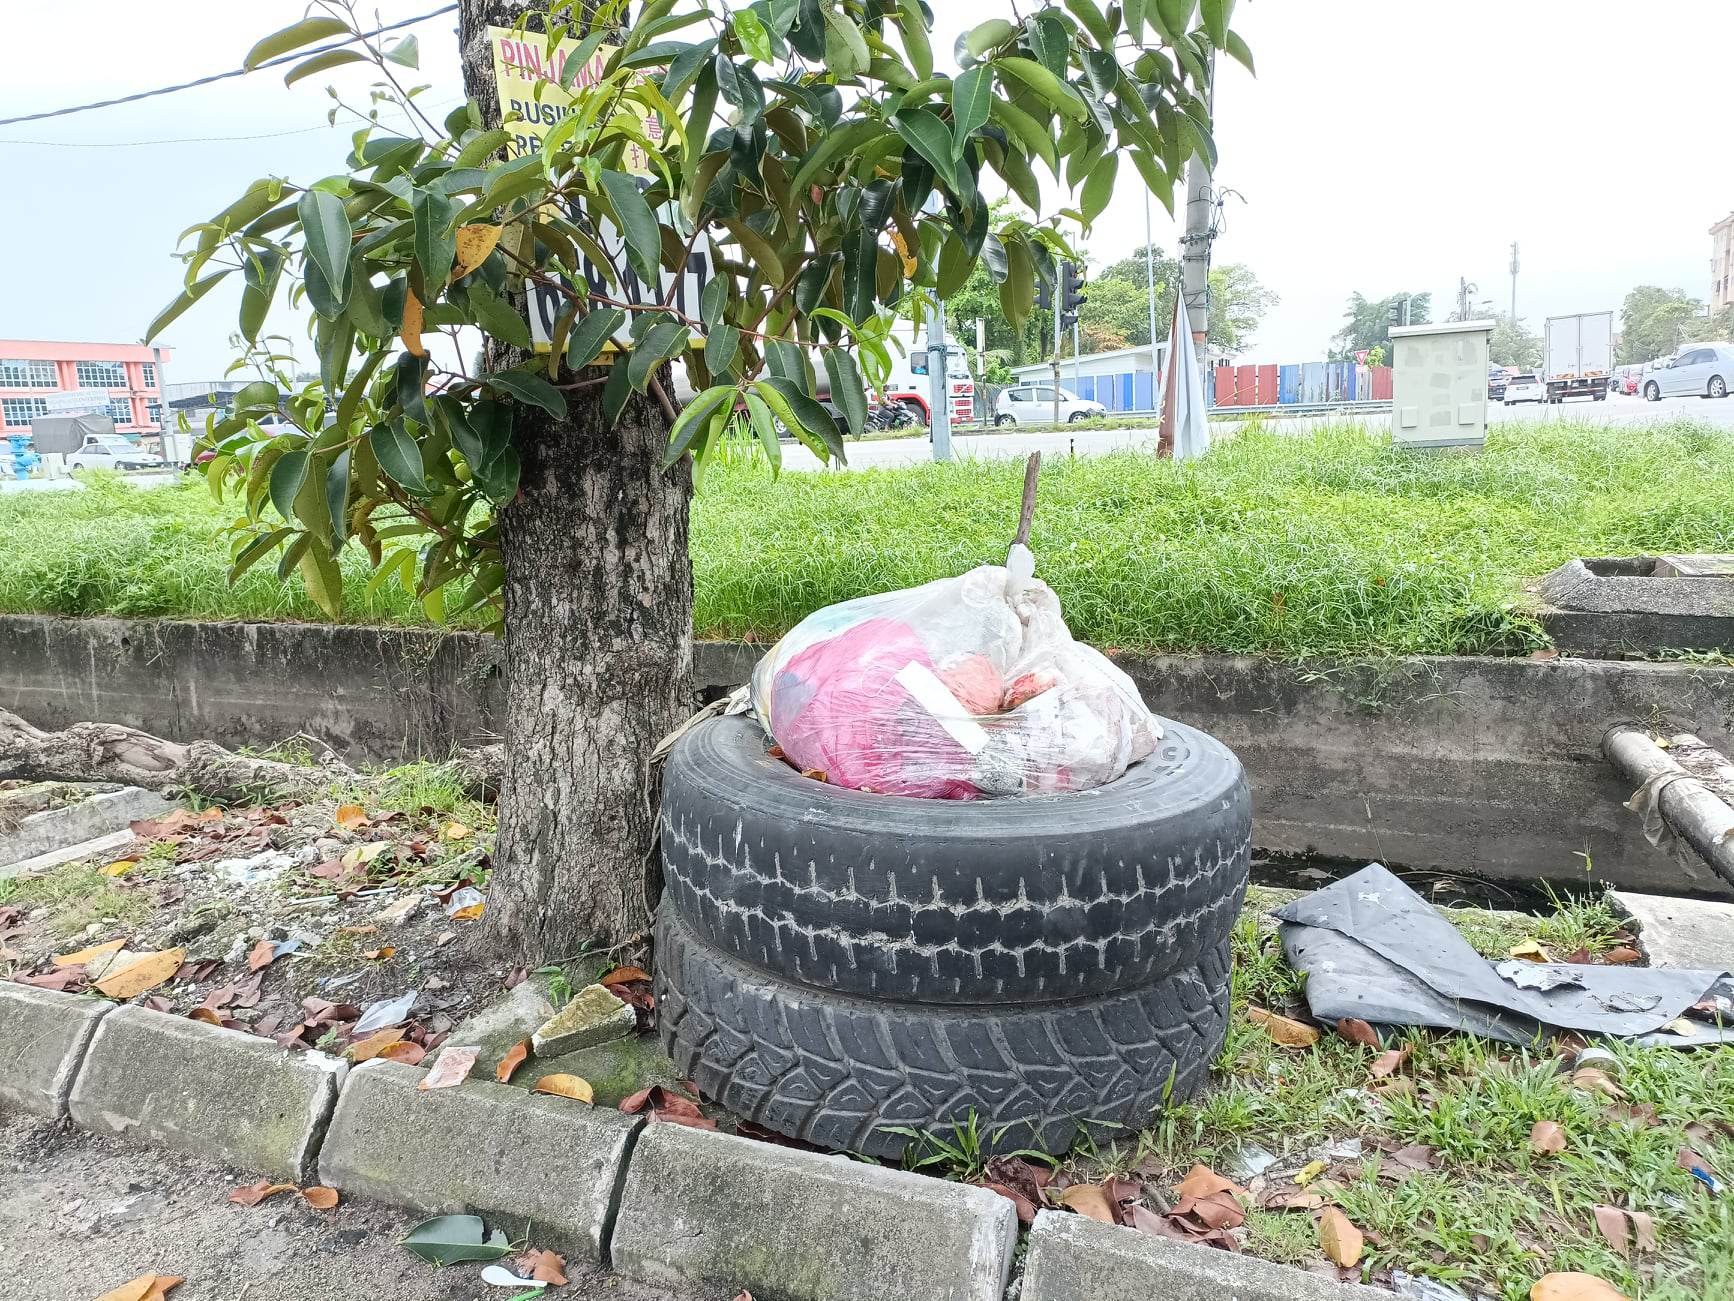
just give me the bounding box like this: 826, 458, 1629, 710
460, 1, 694, 961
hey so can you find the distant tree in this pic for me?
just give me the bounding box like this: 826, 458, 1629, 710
1619, 286, 1704, 364
1094, 247, 1275, 354
1207, 263, 1278, 353
1488, 314, 1542, 369
1710, 305, 1734, 342
1329, 291, 1431, 361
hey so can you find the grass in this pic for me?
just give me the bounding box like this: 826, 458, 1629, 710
0, 863, 158, 940
2, 420, 1732, 658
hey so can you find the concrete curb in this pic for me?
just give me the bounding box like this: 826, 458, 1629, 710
611, 1122, 1017, 1301
1021, 1210, 1386, 1300
0, 983, 113, 1118
68, 1005, 345, 1183
3, 981, 1415, 1300
319, 1059, 639, 1262
0, 786, 172, 872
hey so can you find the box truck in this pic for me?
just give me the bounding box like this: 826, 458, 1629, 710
1544, 312, 1614, 403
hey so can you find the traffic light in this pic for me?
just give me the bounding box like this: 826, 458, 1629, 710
1035, 276, 1053, 312
1060, 262, 1086, 331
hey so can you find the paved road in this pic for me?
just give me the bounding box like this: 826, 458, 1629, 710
780, 390, 1734, 472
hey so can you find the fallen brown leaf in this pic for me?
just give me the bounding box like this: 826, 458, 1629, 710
301, 1186, 339, 1210
1529, 1120, 1568, 1156
1369, 1045, 1411, 1079
53, 937, 126, 967
1336, 1017, 1380, 1047
94, 948, 187, 1000
93, 1275, 159, 1301
229, 1179, 297, 1207
1057, 1183, 1117, 1223
379, 1041, 426, 1065
186, 1007, 224, 1026
1386, 1143, 1437, 1171
334, 804, 369, 830
1629, 1210, 1657, 1254
1602, 946, 1641, 965
1128, 1204, 1193, 1242
1247, 1005, 1321, 1047
361, 947, 395, 960
982, 1181, 1037, 1225
1173, 1164, 1246, 1200
442, 821, 474, 841
417, 1045, 478, 1090
1592, 1205, 1629, 1257
1571, 1067, 1626, 1099
647, 1110, 717, 1130
521, 1248, 567, 1285
246, 939, 278, 972
1317, 1206, 1364, 1266
1259, 1186, 1326, 1210
1530, 1272, 1629, 1301
497, 1039, 530, 1083
101, 859, 138, 878
141, 1278, 183, 1301
600, 965, 651, 986
1294, 1159, 1327, 1186
450, 903, 485, 921
1174, 1190, 1245, 1230
534, 1073, 595, 1103
349, 1029, 406, 1062
1509, 939, 1553, 962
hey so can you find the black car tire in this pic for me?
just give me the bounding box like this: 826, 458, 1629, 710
659, 715, 1250, 1004
655, 905, 1230, 1159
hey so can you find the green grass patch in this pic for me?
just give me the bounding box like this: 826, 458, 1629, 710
4, 421, 1732, 657
0, 863, 159, 940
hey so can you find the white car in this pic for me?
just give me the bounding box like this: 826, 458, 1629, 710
994, 385, 1106, 425
1641, 343, 1734, 401
67, 436, 166, 471
1502, 372, 1547, 404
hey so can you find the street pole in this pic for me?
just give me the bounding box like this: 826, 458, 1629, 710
975, 316, 987, 423
927, 297, 951, 460
1144, 189, 1160, 400
1178, 52, 1215, 400
1509, 241, 1520, 321
1072, 318, 1082, 397
1051, 296, 1062, 425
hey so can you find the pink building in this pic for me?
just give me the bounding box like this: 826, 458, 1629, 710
0, 340, 172, 436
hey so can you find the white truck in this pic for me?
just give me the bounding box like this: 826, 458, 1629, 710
1543, 311, 1614, 403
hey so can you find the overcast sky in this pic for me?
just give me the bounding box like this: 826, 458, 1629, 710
2, 1, 1727, 381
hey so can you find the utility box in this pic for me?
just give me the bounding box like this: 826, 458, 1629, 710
1390, 319, 1494, 448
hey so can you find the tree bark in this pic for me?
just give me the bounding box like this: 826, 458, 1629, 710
460, 1, 695, 960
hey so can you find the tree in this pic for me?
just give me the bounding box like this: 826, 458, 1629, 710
1487, 313, 1542, 369
1619, 285, 1704, 364
158, 0, 1236, 963
1329, 291, 1431, 361
1206, 263, 1276, 353
1092, 246, 1274, 354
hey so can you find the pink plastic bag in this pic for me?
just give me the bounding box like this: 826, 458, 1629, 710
752, 548, 1161, 799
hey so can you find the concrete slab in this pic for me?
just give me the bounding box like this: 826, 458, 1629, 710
1612, 891, 1734, 972
531, 983, 635, 1056
0, 984, 113, 1119
68, 1006, 345, 1183
318, 1059, 638, 1262
0, 787, 172, 870
0, 828, 136, 881
1021, 1210, 1385, 1301
442, 977, 555, 1077
611, 1123, 1016, 1301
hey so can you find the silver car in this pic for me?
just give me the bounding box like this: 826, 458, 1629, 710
1642, 343, 1734, 401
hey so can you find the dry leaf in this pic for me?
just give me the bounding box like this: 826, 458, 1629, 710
342, 841, 391, 869
334, 804, 369, 830
600, 965, 651, 986
450, 903, 485, 921
1592, 1205, 1629, 1257
95, 1277, 184, 1301
350, 1029, 406, 1062
1173, 1164, 1246, 1200
1175, 1190, 1245, 1230
54, 937, 126, 967
418, 1045, 478, 1090
442, 821, 474, 841
1509, 939, 1553, 962
1629, 1210, 1657, 1254
246, 939, 278, 972
1603, 946, 1641, 965
520, 1248, 567, 1285
229, 1178, 297, 1206
1529, 1120, 1568, 1156
400, 288, 426, 356
452, 224, 503, 280
1336, 1017, 1380, 1047
101, 859, 138, 878
94, 948, 187, 1000
1571, 1067, 1626, 1099
1057, 1183, 1117, 1223
1530, 1272, 1629, 1301
379, 1041, 426, 1065
141, 1277, 184, 1301
983, 1181, 1038, 1226
533, 1073, 596, 1103
1369, 1045, 1411, 1079
1247, 1005, 1321, 1047
1294, 1159, 1327, 1186
497, 1038, 530, 1083
187, 1007, 225, 1026
301, 1186, 339, 1210
361, 947, 396, 960
1317, 1206, 1364, 1266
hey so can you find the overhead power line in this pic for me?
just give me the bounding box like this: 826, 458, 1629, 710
0, 4, 459, 128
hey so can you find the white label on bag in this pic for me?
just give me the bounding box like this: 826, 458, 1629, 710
895, 662, 991, 755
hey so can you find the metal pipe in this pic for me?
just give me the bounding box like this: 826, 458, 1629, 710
1604, 725, 1734, 889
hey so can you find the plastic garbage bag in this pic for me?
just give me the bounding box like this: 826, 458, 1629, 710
751, 544, 1161, 799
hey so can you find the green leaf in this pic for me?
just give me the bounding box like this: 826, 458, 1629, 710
486, 369, 569, 418
841, 228, 877, 325
371, 422, 427, 494
1200, 0, 1233, 45
466, 282, 532, 350
277, 533, 312, 582
473, 447, 520, 504
384, 33, 419, 67
453, 128, 512, 170
601, 355, 634, 426
303, 256, 350, 320
412, 188, 458, 291
268, 449, 309, 522
1027, 10, 1070, 77
760, 376, 846, 463
244, 15, 350, 70
788, 118, 889, 195
732, 8, 774, 63
897, 0, 933, 79
299, 535, 344, 618
228, 530, 290, 586
233, 380, 281, 414
742, 390, 781, 473
964, 18, 1015, 56
1152, 0, 1197, 40
628, 320, 688, 392
665, 385, 737, 467
891, 109, 957, 190
333, 349, 385, 438
567, 307, 625, 370
993, 57, 1087, 122
1225, 30, 1254, 73
284, 49, 366, 86
949, 66, 993, 158
1080, 151, 1118, 223
936, 233, 973, 299
145, 268, 231, 343
1063, 0, 1115, 47
822, 349, 868, 438
705, 324, 740, 375
324, 449, 351, 547
598, 171, 661, 288
238, 249, 284, 343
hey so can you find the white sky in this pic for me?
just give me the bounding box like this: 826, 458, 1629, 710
1, 0, 1727, 380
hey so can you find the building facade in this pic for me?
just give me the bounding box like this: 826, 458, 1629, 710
1713, 212, 1734, 313
0, 340, 171, 436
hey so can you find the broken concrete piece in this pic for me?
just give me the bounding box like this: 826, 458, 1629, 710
531, 985, 635, 1057
445, 978, 556, 1075
1613, 890, 1734, 973
371, 894, 422, 925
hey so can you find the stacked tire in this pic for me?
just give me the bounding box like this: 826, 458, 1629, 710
655, 714, 1251, 1158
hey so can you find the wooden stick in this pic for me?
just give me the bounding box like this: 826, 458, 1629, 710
1014, 452, 1042, 547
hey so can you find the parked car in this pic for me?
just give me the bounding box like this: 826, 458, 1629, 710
994, 385, 1106, 425
67, 436, 165, 472
1488, 370, 1510, 401
1641, 343, 1734, 401
1502, 372, 1547, 405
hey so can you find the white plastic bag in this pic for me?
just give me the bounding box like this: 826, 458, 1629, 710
752, 545, 1161, 799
